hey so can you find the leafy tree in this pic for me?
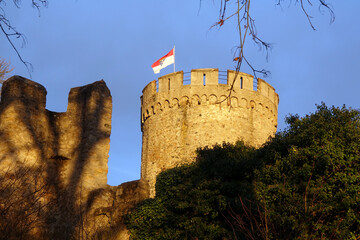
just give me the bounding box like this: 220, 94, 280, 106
254, 103, 360, 239
126, 103, 360, 240
126, 142, 257, 240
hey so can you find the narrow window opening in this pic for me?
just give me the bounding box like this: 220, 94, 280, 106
168, 78, 171, 91
203, 74, 206, 86
240, 77, 243, 89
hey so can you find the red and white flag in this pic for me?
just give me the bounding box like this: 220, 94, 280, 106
151, 48, 175, 74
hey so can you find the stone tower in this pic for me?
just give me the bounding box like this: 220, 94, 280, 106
140, 68, 279, 197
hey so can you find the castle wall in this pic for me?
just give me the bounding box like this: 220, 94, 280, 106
0, 75, 112, 193
141, 69, 279, 197
0, 76, 147, 239
0, 72, 279, 238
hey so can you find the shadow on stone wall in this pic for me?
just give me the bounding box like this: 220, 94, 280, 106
0, 76, 148, 240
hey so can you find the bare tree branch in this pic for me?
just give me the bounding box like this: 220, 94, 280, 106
0, 0, 48, 77
209, 0, 334, 102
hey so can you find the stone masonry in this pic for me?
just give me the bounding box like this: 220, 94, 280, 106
0, 75, 112, 192
0, 70, 278, 239
141, 69, 279, 197
0, 76, 148, 239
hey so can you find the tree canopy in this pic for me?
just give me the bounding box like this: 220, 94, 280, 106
254, 103, 360, 239
126, 103, 360, 239
125, 142, 257, 240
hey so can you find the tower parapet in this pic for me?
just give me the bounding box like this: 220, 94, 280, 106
140, 68, 279, 197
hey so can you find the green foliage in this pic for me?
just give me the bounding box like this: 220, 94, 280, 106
126, 142, 256, 240
126, 103, 360, 240
255, 103, 360, 239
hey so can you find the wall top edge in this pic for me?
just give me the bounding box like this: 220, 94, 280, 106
142, 69, 277, 103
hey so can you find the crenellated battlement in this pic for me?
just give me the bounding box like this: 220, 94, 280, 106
141, 69, 279, 127
140, 68, 279, 197
142, 69, 278, 103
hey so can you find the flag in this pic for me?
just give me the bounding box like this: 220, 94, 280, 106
151, 48, 175, 74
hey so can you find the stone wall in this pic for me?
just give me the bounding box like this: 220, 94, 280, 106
141, 69, 279, 197
0, 71, 279, 239
0, 76, 112, 193
0, 76, 148, 239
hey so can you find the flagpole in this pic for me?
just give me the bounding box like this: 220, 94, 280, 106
173, 45, 175, 73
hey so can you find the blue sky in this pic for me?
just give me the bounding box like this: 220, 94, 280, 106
1, 0, 359, 185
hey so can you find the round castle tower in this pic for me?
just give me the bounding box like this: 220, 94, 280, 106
140, 68, 279, 197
